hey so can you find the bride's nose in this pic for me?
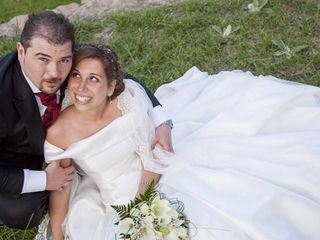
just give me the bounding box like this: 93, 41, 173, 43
77, 79, 88, 92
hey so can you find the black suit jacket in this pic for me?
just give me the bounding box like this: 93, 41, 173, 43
0, 51, 160, 197
0, 52, 48, 196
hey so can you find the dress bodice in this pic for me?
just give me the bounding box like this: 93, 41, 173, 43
45, 80, 166, 204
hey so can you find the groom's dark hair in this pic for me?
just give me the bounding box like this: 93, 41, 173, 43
20, 11, 75, 50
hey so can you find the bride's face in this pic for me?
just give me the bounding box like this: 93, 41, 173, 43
68, 58, 114, 112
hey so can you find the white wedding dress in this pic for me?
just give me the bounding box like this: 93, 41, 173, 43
36, 67, 320, 240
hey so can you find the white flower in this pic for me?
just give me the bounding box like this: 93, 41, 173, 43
155, 230, 163, 240
143, 215, 155, 227
140, 228, 157, 240
140, 203, 150, 215
168, 209, 179, 220
163, 228, 179, 240
117, 218, 134, 235
112, 183, 189, 240
160, 214, 172, 225
172, 218, 184, 227
151, 196, 171, 217
177, 227, 188, 238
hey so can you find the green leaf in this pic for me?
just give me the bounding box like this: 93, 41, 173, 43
212, 25, 222, 34
253, 0, 259, 7
111, 180, 158, 221
111, 204, 131, 221
231, 26, 240, 33
272, 39, 289, 52
285, 52, 292, 59
274, 51, 285, 56
260, 0, 268, 9
272, 39, 283, 49
223, 25, 232, 37
292, 45, 308, 53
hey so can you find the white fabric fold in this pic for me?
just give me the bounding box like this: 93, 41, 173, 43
38, 67, 320, 240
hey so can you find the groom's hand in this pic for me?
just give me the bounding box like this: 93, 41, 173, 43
152, 124, 174, 153
45, 161, 74, 191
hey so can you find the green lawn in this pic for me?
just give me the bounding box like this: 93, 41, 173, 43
0, 0, 319, 239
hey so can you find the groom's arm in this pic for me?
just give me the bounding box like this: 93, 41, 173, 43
0, 117, 25, 196
0, 135, 46, 196
0, 163, 48, 197
123, 73, 160, 107
0, 169, 24, 196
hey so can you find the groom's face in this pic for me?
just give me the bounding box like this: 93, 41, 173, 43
17, 37, 73, 94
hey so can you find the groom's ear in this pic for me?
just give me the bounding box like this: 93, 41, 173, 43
16, 42, 26, 63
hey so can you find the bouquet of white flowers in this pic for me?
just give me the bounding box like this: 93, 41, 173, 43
111, 181, 190, 240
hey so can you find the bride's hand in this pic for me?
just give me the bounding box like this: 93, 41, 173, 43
152, 124, 174, 153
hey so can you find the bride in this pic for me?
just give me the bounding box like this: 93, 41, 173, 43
39, 44, 320, 240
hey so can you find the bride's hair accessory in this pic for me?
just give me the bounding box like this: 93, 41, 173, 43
73, 44, 125, 99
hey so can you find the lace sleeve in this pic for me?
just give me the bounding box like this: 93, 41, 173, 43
123, 79, 172, 174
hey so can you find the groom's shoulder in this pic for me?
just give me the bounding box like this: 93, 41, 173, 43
0, 51, 18, 96
0, 51, 18, 83
0, 51, 17, 69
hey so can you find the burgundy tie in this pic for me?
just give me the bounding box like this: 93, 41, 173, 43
35, 92, 61, 130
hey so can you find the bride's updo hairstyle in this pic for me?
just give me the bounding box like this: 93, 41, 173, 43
71, 44, 125, 99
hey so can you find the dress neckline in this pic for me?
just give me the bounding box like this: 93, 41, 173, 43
45, 90, 134, 152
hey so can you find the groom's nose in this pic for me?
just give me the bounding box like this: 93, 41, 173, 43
46, 62, 60, 78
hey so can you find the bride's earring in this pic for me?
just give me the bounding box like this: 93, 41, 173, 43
108, 96, 113, 105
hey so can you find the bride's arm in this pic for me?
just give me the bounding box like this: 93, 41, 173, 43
45, 108, 75, 239
49, 158, 72, 240
136, 168, 161, 197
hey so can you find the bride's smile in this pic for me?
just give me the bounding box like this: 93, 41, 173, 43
68, 58, 115, 111
74, 94, 91, 105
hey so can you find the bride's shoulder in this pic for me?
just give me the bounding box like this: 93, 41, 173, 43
120, 79, 153, 111
117, 87, 134, 115
46, 107, 75, 148
117, 79, 146, 113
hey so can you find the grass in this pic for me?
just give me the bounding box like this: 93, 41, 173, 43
0, 224, 36, 240
0, 0, 319, 239
103, 0, 319, 88
1, 0, 319, 89
0, 0, 80, 24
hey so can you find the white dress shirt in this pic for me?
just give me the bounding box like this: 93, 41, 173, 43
21, 72, 169, 193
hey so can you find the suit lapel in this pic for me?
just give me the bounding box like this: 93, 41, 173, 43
13, 62, 45, 155
59, 80, 67, 104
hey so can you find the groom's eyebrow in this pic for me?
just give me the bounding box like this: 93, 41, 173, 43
61, 55, 72, 59
35, 53, 52, 58
35, 53, 72, 59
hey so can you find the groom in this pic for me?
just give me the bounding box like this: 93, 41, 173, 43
0, 11, 173, 229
